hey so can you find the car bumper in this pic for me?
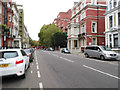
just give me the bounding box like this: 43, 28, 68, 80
104, 56, 118, 60
0, 64, 25, 77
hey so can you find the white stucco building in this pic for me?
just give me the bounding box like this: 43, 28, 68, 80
105, 0, 120, 53
12, 2, 22, 48
23, 25, 30, 49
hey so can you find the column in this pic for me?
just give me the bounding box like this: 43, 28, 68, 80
67, 39, 69, 49
118, 32, 120, 47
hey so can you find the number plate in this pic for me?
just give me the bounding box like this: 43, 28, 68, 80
0, 64, 9, 68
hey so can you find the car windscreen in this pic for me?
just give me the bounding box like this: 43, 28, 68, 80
0, 51, 18, 59
24, 50, 30, 54
100, 46, 112, 51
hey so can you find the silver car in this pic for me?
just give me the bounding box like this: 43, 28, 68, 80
84, 46, 119, 60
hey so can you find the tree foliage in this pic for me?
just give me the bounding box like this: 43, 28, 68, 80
29, 37, 39, 47
51, 32, 67, 48
38, 24, 61, 47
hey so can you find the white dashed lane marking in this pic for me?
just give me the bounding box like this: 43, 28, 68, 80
83, 65, 120, 80
37, 65, 39, 70
37, 71, 41, 78
39, 82, 43, 90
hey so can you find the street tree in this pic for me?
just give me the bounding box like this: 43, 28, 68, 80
38, 24, 61, 47
51, 32, 67, 48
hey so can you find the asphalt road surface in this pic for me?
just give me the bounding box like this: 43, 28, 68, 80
1, 50, 120, 89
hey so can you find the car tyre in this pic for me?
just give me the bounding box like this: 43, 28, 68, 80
28, 63, 30, 68
100, 55, 105, 60
85, 53, 89, 58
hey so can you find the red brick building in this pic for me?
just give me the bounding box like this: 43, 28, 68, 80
53, 9, 71, 33
0, 1, 13, 48
67, 1, 106, 53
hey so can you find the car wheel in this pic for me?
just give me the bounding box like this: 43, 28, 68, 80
85, 53, 89, 58
100, 55, 105, 60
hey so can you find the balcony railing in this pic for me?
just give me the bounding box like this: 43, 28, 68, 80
78, 32, 86, 39
68, 22, 79, 28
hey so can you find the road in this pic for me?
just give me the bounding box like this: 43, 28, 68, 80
1, 50, 120, 89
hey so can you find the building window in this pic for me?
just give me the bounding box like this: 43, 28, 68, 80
119, 0, 120, 6
92, 0, 96, 4
109, 0, 112, 10
109, 16, 113, 28
92, 22, 97, 33
80, 12, 86, 20
76, 17, 78, 22
9, 28, 12, 35
109, 35, 112, 48
8, 40, 11, 47
113, 34, 118, 47
113, 0, 117, 8
74, 40, 77, 47
83, 39, 84, 46
92, 38, 97, 45
114, 13, 116, 26
9, 14, 11, 22
118, 12, 120, 25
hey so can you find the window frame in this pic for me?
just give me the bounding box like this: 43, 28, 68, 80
92, 21, 97, 33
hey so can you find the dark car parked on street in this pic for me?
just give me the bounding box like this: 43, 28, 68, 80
24, 49, 34, 62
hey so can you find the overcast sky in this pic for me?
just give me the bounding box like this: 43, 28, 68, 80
12, 0, 79, 41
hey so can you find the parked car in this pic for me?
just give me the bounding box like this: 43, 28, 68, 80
30, 48, 35, 53
61, 48, 70, 54
49, 47, 54, 51
84, 45, 119, 60
0, 49, 30, 79
24, 49, 34, 62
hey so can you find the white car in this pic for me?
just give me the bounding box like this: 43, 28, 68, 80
0, 49, 30, 79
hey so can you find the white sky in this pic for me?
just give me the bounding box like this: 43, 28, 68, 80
12, 0, 79, 40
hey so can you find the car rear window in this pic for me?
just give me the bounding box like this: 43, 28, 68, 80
0, 51, 18, 58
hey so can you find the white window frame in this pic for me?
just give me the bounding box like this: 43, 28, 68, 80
9, 14, 11, 22
92, 21, 97, 33
76, 16, 78, 22
91, 0, 96, 4
92, 37, 97, 45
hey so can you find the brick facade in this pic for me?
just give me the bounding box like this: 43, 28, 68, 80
0, 1, 13, 48
53, 9, 71, 33
67, 0, 106, 53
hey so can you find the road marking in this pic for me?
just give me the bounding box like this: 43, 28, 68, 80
83, 65, 120, 80
37, 65, 39, 70
37, 71, 41, 78
73, 55, 118, 66
36, 62, 38, 65
39, 82, 43, 90
52, 54, 59, 57
31, 70, 33, 74
60, 57, 74, 63
35, 51, 38, 62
